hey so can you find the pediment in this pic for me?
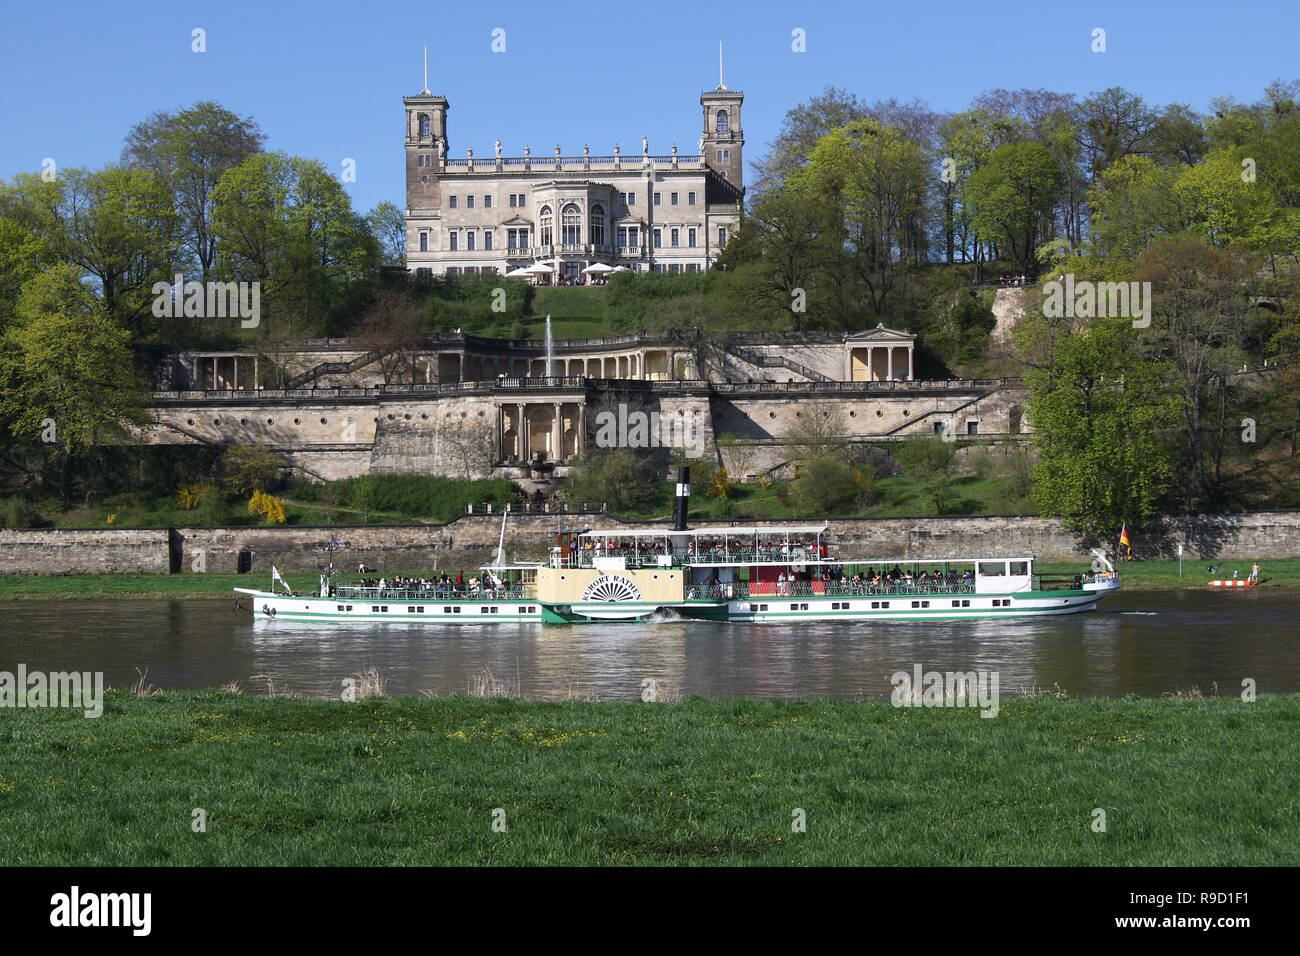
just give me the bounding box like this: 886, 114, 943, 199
845, 324, 915, 342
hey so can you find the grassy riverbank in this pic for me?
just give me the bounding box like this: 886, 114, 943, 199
0, 692, 1295, 865
1, 556, 1297, 600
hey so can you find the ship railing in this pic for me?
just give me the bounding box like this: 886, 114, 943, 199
332, 586, 532, 602
707, 582, 980, 599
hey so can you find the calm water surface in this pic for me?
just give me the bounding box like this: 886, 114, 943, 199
1, 589, 1296, 700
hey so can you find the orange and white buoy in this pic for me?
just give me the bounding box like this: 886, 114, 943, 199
1207, 580, 1255, 588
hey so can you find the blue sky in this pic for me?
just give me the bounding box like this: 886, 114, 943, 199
2, 0, 1296, 215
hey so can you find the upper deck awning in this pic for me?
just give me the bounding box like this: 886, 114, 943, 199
577, 524, 829, 539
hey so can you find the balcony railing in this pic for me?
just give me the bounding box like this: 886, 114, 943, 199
333, 585, 534, 602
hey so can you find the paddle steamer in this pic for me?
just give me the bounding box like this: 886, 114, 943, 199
236, 472, 1119, 624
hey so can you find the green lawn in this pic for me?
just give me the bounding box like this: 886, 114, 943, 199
1, 693, 1294, 865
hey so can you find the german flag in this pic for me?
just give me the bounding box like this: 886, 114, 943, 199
1119, 525, 1133, 561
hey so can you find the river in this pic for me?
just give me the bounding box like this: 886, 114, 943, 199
1, 589, 1295, 700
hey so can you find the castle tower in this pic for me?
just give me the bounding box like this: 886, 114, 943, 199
404, 91, 448, 215
700, 80, 744, 194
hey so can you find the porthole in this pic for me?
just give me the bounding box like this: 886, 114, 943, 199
404, 413, 411, 420
849, 411, 856, 418
795, 411, 801, 418
186, 419, 194, 426
420, 175, 429, 183
266, 418, 273, 425
903, 410, 909, 416
321, 417, 328, 424
478, 411, 485, 417
876, 410, 883, 417
212, 419, 220, 425
387, 414, 395, 420
239, 418, 247, 425
293, 418, 300, 424
768, 411, 776, 419
346, 417, 354, 425
421, 414, 428, 420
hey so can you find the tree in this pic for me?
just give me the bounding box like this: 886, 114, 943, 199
51, 167, 181, 335
752, 86, 870, 192
892, 436, 961, 514
1087, 156, 1184, 270
785, 407, 850, 462
965, 142, 1063, 278
0, 216, 55, 329
562, 449, 662, 515
220, 445, 285, 495
1017, 313, 1182, 537
0, 307, 148, 456
212, 152, 378, 338
790, 457, 867, 515
440, 417, 498, 479
796, 120, 932, 314
353, 288, 428, 384
1075, 87, 1160, 178
122, 101, 265, 279
366, 201, 407, 267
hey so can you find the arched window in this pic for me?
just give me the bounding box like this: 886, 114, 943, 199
418, 113, 431, 137
539, 205, 553, 246
589, 204, 605, 247
715, 110, 729, 134
561, 203, 581, 245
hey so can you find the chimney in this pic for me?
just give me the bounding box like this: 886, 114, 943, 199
673, 467, 690, 531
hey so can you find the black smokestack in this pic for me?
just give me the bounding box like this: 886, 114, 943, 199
673, 466, 690, 531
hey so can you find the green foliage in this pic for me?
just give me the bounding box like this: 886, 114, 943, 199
1019, 315, 1182, 537
561, 449, 663, 514
0, 497, 45, 529
965, 142, 1064, 277
220, 445, 286, 496
291, 474, 516, 523
790, 457, 867, 514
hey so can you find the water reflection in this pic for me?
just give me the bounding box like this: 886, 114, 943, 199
0, 589, 1296, 700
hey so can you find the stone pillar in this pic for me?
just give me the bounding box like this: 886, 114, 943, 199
517, 403, 526, 459
253, 356, 259, 390
552, 402, 562, 460
866, 347, 874, 382
886, 347, 893, 382
578, 403, 585, 456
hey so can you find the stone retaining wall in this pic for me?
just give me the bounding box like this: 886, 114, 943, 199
2, 511, 1298, 576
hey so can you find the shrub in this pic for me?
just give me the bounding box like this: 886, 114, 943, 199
248, 490, 288, 525
0, 498, 45, 528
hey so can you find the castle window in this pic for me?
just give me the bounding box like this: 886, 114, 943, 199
516, 193, 526, 206
617, 192, 627, 205
716, 149, 730, 163
653, 192, 661, 206
626, 193, 634, 205
670, 192, 679, 205
419, 231, 428, 252
483, 230, 493, 251
449, 231, 458, 251
589, 204, 605, 246
449, 195, 457, 209
561, 203, 581, 245
539, 206, 553, 245
466, 230, 476, 251
484, 195, 492, 208
418, 113, 431, 137
618, 226, 639, 249
466, 195, 475, 209
417, 154, 431, 167
688, 191, 697, 205
509, 194, 517, 207
688, 228, 696, 247
716, 109, 728, 134
671, 228, 679, 248
653, 228, 662, 248
717, 227, 727, 249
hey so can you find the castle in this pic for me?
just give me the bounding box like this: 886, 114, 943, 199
402, 80, 744, 276
139, 79, 1030, 484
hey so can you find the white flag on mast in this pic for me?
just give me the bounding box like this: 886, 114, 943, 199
271, 566, 290, 593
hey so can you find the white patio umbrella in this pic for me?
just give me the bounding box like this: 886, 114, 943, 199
610, 265, 631, 272
505, 267, 533, 277
582, 262, 615, 274
525, 262, 555, 273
